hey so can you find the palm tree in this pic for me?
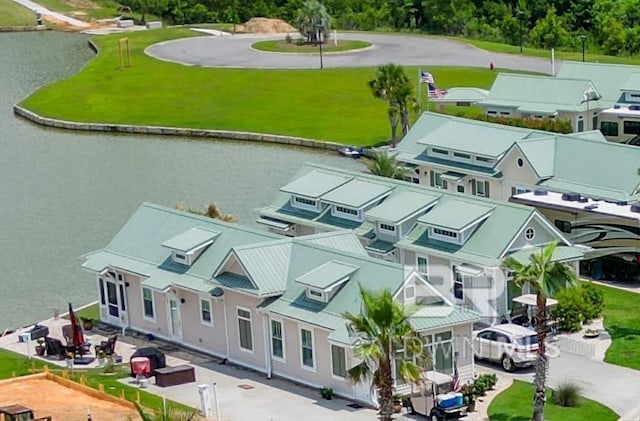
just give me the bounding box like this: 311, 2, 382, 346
364, 150, 409, 180
343, 287, 428, 421
127, 401, 199, 421
295, 0, 331, 44
175, 202, 236, 223
368, 63, 418, 143
502, 242, 579, 421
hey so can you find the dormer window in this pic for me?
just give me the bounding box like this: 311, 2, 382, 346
162, 227, 220, 266
433, 228, 458, 238
306, 288, 327, 302
291, 196, 321, 212
379, 223, 396, 233
332, 205, 362, 221
296, 260, 359, 303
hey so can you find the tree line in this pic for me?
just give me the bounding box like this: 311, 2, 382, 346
125, 0, 640, 56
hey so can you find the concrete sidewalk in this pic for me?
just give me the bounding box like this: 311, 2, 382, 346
9, 0, 89, 27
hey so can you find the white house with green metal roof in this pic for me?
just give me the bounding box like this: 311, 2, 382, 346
476, 73, 604, 132
81, 203, 483, 405
258, 163, 584, 322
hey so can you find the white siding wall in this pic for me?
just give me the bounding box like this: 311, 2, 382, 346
175, 288, 227, 357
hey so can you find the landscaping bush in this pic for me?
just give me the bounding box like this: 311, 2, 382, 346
581, 283, 604, 321
552, 287, 585, 332
552, 382, 582, 407
457, 113, 573, 134
473, 373, 497, 396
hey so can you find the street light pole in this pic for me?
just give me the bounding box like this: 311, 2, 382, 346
580, 35, 587, 62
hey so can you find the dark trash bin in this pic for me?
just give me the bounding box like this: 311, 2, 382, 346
130, 347, 166, 376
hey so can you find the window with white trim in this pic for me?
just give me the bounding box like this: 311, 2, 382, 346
417, 256, 429, 275
237, 308, 253, 352
300, 328, 315, 369
434, 228, 458, 238
142, 287, 155, 320
405, 285, 416, 301
422, 331, 454, 374
453, 152, 471, 160
335, 206, 358, 216
379, 223, 396, 232
475, 180, 487, 197
306, 288, 326, 302
200, 298, 213, 326
453, 270, 464, 301
331, 345, 347, 378
294, 197, 316, 206
525, 227, 536, 240
271, 320, 285, 360
432, 148, 449, 155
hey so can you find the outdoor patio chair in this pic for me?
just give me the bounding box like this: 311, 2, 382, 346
44, 337, 67, 360
61, 324, 91, 356
95, 334, 118, 357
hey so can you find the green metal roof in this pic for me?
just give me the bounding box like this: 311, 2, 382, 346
556, 61, 637, 104
620, 73, 640, 91
508, 246, 585, 265
365, 240, 396, 254
280, 170, 351, 199
414, 113, 529, 157
214, 273, 259, 295
480, 73, 603, 113
295, 260, 359, 290
410, 305, 484, 331
514, 138, 556, 178
321, 179, 394, 208
365, 190, 440, 223
142, 276, 173, 291
297, 231, 368, 257
161, 227, 220, 253
437, 87, 489, 102
232, 240, 292, 296
417, 199, 494, 231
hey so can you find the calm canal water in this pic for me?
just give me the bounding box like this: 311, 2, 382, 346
0, 31, 362, 329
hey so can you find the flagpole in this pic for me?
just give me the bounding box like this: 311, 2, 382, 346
418, 68, 422, 113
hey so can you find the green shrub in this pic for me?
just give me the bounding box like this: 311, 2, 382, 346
285, 33, 292, 44
473, 374, 497, 396
581, 283, 604, 321
552, 288, 584, 332
295, 38, 306, 46
456, 113, 573, 134
552, 382, 582, 407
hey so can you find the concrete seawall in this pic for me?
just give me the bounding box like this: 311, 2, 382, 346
13, 104, 350, 152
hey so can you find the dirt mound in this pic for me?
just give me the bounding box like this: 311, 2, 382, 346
238, 17, 296, 34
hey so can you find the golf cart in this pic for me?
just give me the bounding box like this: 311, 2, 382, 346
406, 371, 467, 421
508, 294, 558, 336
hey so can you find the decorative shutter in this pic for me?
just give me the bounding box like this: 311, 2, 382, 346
430, 170, 435, 187
471, 179, 476, 195
511, 187, 516, 196
443, 180, 448, 190
485, 181, 490, 198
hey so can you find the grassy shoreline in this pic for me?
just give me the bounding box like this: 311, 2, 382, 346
21, 28, 506, 146
0, 0, 37, 27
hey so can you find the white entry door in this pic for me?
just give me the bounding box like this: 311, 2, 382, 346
167, 295, 183, 341
99, 271, 128, 327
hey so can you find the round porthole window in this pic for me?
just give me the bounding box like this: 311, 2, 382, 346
517, 158, 524, 167
525, 227, 535, 240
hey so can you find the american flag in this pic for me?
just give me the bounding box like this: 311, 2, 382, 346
428, 84, 447, 98
452, 356, 461, 392
420, 71, 435, 84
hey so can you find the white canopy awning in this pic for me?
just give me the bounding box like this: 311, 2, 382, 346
513, 294, 558, 307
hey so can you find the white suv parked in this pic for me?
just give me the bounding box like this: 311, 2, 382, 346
473, 324, 538, 372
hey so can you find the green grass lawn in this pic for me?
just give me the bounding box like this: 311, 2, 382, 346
21, 28, 507, 145
596, 284, 640, 370
488, 380, 618, 421
0, 0, 38, 26
0, 348, 191, 412
252, 39, 371, 53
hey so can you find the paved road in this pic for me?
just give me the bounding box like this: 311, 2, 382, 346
477, 352, 640, 418
146, 32, 556, 74
9, 0, 89, 27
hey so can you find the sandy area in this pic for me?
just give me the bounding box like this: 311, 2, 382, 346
0, 378, 139, 420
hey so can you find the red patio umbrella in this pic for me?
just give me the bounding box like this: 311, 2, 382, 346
68, 302, 85, 350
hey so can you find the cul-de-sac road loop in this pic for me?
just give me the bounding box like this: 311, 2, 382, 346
146, 32, 556, 74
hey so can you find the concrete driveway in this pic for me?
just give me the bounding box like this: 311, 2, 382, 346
145, 32, 555, 74
476, 352, 640, 418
